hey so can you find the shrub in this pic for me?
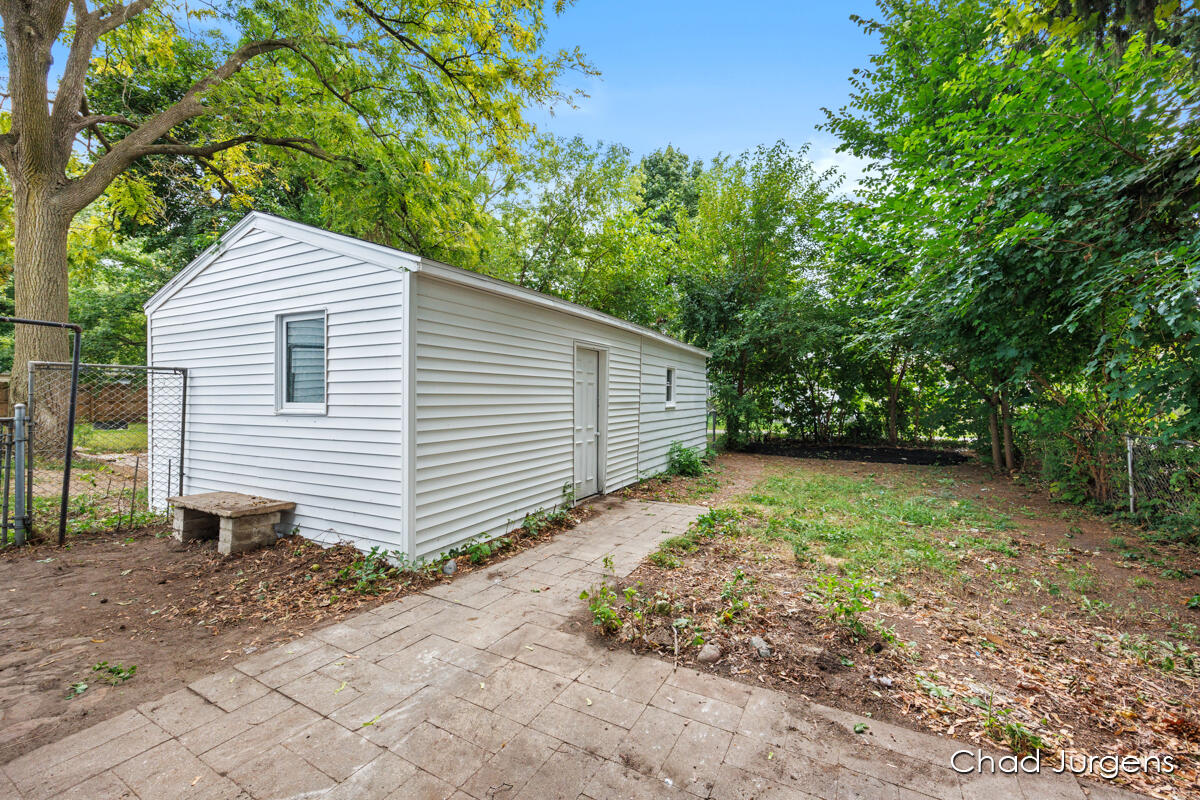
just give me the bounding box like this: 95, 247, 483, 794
690, 507, 745, 538
580, 583, 622, 632
807, 573, 876, 637
666, 441, 709, 477
335, 546, 398, 594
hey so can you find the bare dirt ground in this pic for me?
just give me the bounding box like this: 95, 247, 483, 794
599, 451, 1200, 799
617, 451, 790, 506
0, 506, 593, 764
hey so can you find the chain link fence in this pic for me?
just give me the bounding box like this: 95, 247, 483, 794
28, 363, 186, 539
1126, 435, 1200, 523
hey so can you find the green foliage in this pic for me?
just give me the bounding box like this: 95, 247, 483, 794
689, 507, 748, 539
820, 0, 1200, 526
638, 145, 703, 231
807, 573, 876, 636
676, 142, 840, 446
914, 671, 953, 699
718, 567, 754, 623
665, 441, 709, 477
580, 583, 622, 632
647, 550, 681, 569
1103, 632, 1200, 675
92, 661, 137, 685
486, 135, 677, 328
65, 682, 89, 700
463, 536, 511, 564
751, 472, 1008, 581
521, 507, 571, 537
334, 546, 399, 595
74, 423, 148, 454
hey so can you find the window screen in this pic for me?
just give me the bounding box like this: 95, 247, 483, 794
284, 315, 325, 404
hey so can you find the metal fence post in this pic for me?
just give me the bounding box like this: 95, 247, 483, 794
1126, 435, 1135, 514
178, 368, 187, 497
59, 328, 82, 546
13, 403, 26, 546
26, 359, 34, 537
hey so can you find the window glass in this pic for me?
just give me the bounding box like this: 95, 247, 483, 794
666, 367, 675, 404
285, 316, 325, 404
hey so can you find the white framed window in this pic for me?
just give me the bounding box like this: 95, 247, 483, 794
276, 310, 327, 413
665, 367, 676, 408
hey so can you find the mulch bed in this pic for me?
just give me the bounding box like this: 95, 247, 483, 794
740, 440, 969, 466
0, 504, 594, 764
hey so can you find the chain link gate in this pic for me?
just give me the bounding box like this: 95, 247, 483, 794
28, 363, 186, 538
1125, 434, 1200, 521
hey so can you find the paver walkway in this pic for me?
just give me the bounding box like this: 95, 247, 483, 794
2, 499, 1139, 800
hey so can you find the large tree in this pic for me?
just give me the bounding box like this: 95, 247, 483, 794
0, 0, 586, 398
677, 142, 836, 445
823, 0, 1200, 493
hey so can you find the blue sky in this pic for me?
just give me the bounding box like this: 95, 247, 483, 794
527, 1, 881, 183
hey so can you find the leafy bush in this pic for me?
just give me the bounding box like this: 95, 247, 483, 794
666, 441, 709, 477
335, 546, 398, 594
580, 583, 622, 632
690, 507, 745, 538
807, 573, 876, 637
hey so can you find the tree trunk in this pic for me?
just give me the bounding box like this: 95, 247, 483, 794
11, 183, 72, 404
886, 358, 908, 447
1000, 389, 1015, 471
987, 402, 1002, 468
911, 393, 921, 445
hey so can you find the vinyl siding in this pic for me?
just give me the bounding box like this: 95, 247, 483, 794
412, 275, 643, 560
638, 339, 708, 477
147, 225, 407, 551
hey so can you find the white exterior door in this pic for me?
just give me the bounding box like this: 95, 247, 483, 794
573, 346, 601, 499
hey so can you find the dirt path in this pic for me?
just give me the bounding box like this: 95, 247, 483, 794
0, 526, 326, 764
617, 451, 794, 506
0, 505, 594, 765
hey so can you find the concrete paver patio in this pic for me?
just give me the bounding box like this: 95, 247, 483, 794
2, 498, 1139, 799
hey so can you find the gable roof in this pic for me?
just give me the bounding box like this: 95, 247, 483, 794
144, 211, 710, 358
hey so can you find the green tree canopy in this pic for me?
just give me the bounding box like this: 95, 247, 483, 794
0, 0, 589, 397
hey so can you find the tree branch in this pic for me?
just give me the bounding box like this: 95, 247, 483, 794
351, 0, 482, 109
0, 132, 16, 173
73, 114, 140, 132
140, 135, 335, 161
95, 0, 157, 35
61, 37, 296, 213
51, 0, 155, 158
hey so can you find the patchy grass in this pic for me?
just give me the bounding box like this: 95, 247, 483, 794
74, 422, 148, 454
28, 486, 165, 541
748, 471, 1013, 588
586, 458, 1200, 799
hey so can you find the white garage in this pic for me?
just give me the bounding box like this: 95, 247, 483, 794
144, 212, 709, 561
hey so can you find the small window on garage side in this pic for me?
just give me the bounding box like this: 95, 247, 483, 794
665, 367, 676, 407
277, 311, 326, 412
